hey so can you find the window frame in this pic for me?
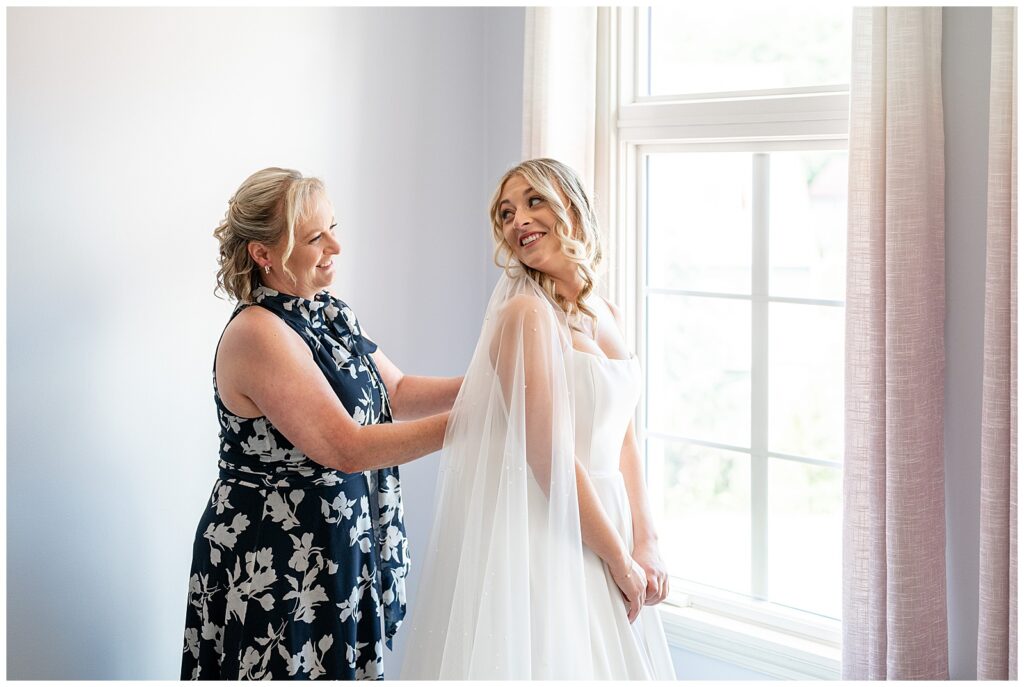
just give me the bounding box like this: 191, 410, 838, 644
600, 7, 849, 679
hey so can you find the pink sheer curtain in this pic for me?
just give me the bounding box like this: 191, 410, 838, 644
977, 7, 1018, 681
843, 8, 950, 679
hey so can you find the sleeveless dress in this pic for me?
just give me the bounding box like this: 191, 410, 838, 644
181, 286, 409, 680
571, 349, 676, 679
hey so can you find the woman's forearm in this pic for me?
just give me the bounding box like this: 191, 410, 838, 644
618, 425, 659, 546
334, 412, 449, 472
576, 459, 631, 575
390, 375, 463, 420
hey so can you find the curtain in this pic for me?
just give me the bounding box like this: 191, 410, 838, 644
977, 7, 1018, 681
522, 6, 598, 192
521, 6, 617, 290
843, 8, 949, 680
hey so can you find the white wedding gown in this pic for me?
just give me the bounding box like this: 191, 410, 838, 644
569, 349, 675, 679
399, 272, 675, 680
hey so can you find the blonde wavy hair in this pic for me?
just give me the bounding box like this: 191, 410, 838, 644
489, 158, 603, 332
213, 167, 326, 303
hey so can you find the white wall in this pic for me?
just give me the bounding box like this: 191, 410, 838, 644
7, 7, 517, 678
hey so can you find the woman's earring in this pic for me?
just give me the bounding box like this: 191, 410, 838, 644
264, 264, 271, 274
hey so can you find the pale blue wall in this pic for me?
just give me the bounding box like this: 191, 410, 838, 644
7, 7, 498, 678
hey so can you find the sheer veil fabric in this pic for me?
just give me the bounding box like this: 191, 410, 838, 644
400, 269, 598, 679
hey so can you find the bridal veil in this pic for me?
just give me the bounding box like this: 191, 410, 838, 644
400, 269, 596, 679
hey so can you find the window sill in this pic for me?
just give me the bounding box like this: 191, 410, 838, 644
659, 602, 841, 680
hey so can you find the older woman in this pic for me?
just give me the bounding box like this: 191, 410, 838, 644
181, 168, 460, 680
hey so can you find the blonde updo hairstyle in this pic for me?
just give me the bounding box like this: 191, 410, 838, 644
489, 158, 603, 332
214, 167, 326, 303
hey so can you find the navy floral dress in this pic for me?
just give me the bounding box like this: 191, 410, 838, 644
181, 287, 409, 680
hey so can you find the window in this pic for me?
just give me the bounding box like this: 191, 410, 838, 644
602, 7, 850, 679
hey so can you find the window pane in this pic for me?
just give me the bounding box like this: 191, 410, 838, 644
651, 438, 751, 595
768, 303, 844, 461
647, 6, 852, 97
647, 152, 752, 295
647, 293, 750, 447
769, 151, 848, 301
767, 459, 841, 619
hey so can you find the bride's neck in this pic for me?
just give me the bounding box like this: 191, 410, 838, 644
551, 270, 586, 303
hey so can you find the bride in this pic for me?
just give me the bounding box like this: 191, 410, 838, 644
401, 158, 675, 679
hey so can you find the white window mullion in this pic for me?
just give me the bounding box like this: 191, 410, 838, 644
634, 7, 650, 101
750, 152, 770, 601
610, 6, 634, 317
635, 149, 651, 487
595, 7, 617, 302
617, 8, 638, 110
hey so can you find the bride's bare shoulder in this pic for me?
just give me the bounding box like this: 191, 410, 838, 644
496, 292, 552, 323
488, 293, 559, 365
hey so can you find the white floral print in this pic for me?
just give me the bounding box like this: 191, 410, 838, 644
182, 289, 408, 679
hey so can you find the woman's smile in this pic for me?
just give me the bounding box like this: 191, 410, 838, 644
519, 231, 546, 248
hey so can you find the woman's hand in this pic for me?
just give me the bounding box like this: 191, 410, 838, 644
609, 554, 648, 623
632, 539, 670, 605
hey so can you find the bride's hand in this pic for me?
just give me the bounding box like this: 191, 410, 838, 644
632, 539, 669, 605
609, 555, 647, 624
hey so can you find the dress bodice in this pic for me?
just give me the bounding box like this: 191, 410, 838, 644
571, 350, 641, 475
214, 286, 390, 489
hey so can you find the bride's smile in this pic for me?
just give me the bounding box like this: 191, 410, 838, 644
497, 175, 563, 270
496, 173, 590, 301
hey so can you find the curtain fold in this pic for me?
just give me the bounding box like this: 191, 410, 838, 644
843, 8, 949, 679
977, 7, 1018, 681
521, 6, 597, 192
